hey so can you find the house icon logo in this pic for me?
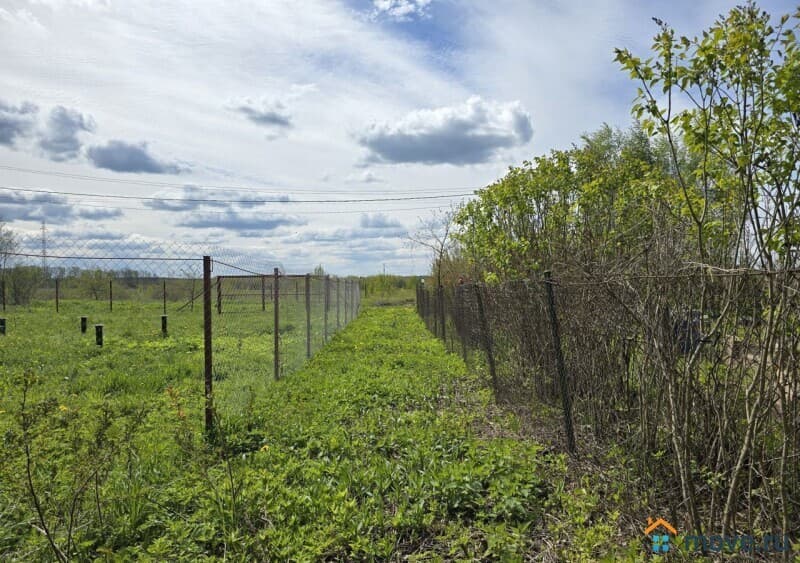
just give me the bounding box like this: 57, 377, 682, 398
645, 517, 677, 554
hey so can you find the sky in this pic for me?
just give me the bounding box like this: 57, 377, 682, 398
0, 0, 796, 276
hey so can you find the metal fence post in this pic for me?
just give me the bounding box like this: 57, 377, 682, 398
203, 256, 214, 438
544, 271, 576, 454
324, 275, 330, 343
261, 275, 266, 312
344, 279, 349, 325
55, 278, 60, 313
305, 273, 311, 359
109, 279, 113, 312
273, 267, 280, 381
337, 277, 341, 329
1, 279, 5, 311
474, 284, 498, 395
432, 286, 438, 337
438, 285, 445, 343
457, 285, 467, 363
163, 279, 167, 315
216, 276, 222, 314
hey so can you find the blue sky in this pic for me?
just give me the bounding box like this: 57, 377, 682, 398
0, 0, 797, 275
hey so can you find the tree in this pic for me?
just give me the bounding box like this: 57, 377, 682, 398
408, 208, 457, 289
615, 2, 800, 536
0, 219, 16, 274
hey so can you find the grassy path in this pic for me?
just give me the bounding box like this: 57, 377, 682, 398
190, 305, 558, 560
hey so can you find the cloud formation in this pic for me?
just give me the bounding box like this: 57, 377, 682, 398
358, 96, 532, 165
0, 100, 38, 147
285, 213, 406, 243
345, 170, 384, 184
360, 212, 402, 229
234, 101, 292, 129
372, 0, 432, 21
86, 140, 184, 174
178, 209, 306, 232
0, 190, 123, 224
38, 105, 95, 161
143, 185, 290, 212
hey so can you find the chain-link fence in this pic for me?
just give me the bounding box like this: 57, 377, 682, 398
418, 269, 800, 535
0, 234, 362, 435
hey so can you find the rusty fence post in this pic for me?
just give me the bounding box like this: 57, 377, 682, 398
203, 256, 214, 439
305, 273, 311, 359
438, 285, 445, 343
344, 279, 349, 325
216, 276, 222, 315
474, 284, 498, 396
544, 271, 575, 454
457, 285, 467, 363
324, 275, 330, 343
273, 267, 280, 381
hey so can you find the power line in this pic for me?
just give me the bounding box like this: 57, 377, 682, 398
0, 165, 480, 195
0, 193, 460, 215
0, 185, 474, 204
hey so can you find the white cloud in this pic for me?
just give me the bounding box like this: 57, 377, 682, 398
345, 170, 384, 184
358, 96, 532, 165
372, 0, 433, 21
0, 0, 753, 274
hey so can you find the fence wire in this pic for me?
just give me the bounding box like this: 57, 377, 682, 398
419, 269, 800, 536
1, 233, 363, 435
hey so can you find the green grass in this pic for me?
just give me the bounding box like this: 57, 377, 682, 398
1, 302, 609, 560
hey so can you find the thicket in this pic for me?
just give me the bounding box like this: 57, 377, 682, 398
442, 2, 800, 544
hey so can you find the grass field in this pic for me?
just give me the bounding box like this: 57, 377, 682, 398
0, 302, 641, 560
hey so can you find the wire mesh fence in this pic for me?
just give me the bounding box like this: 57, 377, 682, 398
0, 233, 362, 436
418, 269, 800, 535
